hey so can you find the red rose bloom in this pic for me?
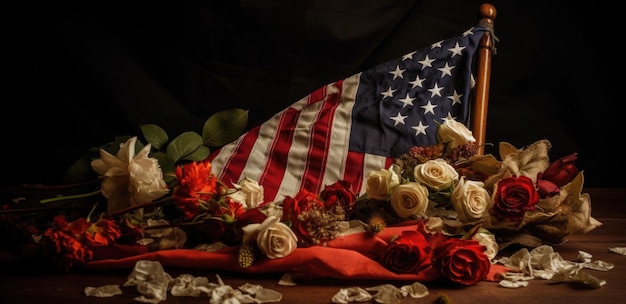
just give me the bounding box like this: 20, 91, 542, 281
381, 230, 432, 274
491, 175, 540, 221
320, 180, 357, 210
281, 188, 325, 244
432, 238, 490, 285
537, 153, 579, 198
541, 153, 579, 187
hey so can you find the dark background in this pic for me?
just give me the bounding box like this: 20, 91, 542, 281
5, 1, 623, 188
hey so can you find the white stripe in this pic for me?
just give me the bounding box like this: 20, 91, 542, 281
275, 89, 326, 200
322, 74, 360, 188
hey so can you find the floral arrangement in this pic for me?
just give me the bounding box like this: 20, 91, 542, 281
0, 110, 603, 289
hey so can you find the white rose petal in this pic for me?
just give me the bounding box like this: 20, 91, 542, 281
450, 177, 491, 223
91, 136, 169, 217
413, 158, 459, 191
255, 216, 298, 259
437, 119, 476, 149
390, 182, 429, 219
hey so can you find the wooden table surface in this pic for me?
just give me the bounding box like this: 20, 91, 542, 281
1, 188, 625, 304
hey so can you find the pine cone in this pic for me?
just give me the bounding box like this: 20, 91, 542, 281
238, 240, 256, 268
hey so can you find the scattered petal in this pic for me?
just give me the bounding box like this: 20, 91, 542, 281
238, 283, 263, 295
278, 273, 297, 286
84, 284, 122, 297
170, 274, 215, 297
609, 247, 626, 255
332, 287, 372, 303
366, 284, 404, 304
499, 280, 528, 288
400, 281, 429, 298
583, 260, 614, 271
254, 288, 283, 303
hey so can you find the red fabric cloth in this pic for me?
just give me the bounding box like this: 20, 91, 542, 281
84, 224, 509, 282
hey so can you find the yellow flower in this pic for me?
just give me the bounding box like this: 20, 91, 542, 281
91, 136, 169, 217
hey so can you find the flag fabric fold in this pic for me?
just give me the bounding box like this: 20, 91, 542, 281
208, 26, 487, 203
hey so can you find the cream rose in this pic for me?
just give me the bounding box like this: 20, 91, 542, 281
229, 176, 264, 209
437, 119, 476, 149
365, 166, 400, 200
91, 136, 169, 217
450, 177, 491, 223
248, 216, 298, 259
472, 228, 498, 261
413, 158, 459, 191
390, 182, 430, 219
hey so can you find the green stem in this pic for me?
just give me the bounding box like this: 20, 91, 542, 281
40, 189, 103, 204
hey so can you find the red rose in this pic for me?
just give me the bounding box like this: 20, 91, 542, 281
537, 153, 579, 198
381, 230, 432, 273
491, 175, 540, 221
541, 153, 579, 187
432, 238, 490, 285
319, 180, 357, 210
281, 188, 325, 244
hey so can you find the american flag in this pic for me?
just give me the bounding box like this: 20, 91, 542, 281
208, 26, 487, 202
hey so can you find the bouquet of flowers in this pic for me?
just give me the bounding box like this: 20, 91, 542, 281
0, 110, 602, 288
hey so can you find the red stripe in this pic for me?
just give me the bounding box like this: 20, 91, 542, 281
257, 108, 300, 201
300, 82, 343, 194
213, 127, 261, 187
343, 151, 366, 194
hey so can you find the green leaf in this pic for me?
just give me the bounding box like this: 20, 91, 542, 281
141, 124, 169, 150
63, 156, 98, 183
165, 131, 204, 163
183, 145, 211, 162
151, 151, 177, 185
203, 109, 248, 147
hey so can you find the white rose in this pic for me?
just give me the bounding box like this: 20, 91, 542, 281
437, 119, 476, 149
390, 182, 430, 219
450, 177, 491, 223
91, 136, 169, 217
365, 166, 400, 200
229, 176, 264, 209
413, 158, 459, 191
472, 228, 498, 261
251, 216, 298, 259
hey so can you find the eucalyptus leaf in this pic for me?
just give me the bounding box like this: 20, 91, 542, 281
151, 151, 177, 185
141, 124, 169, 150
182, 145, 211, 162
63, 156, 98, 183
203, 108, 248, 146
165, 131, 204, 163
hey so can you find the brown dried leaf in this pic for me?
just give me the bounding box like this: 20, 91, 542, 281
500, 140, 551, 183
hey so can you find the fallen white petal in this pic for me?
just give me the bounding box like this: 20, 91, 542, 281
238, 283, 262, 295
331, 287, 372, 303
366, 284, 404, 304
570, 270, 606, 288
584, 260, 614, 271
171, 274, 214, 297
400, 282, 429, 298
499, 280, 529, 288
278, 273, 297, 286
135, 281, 169, 303
84, 284, 122, 297
254, 288, 283, 303
609, 247, 626, 255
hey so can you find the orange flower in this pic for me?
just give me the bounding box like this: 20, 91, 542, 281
173, 160, 220, 220
84, 218, 122, 247
41, 215, 94, 271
